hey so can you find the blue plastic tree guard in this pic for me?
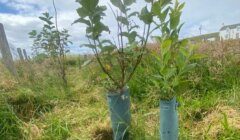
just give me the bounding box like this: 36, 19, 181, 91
107, 88, 131, 140
160, 97, 179, 140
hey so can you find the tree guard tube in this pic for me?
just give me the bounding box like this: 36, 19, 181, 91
160, 97, 179, 140
107, 88, 131, 140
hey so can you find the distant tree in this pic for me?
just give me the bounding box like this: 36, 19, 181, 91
29, 11, 72, 87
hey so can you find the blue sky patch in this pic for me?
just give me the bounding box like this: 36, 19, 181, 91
0, 2, 19, 14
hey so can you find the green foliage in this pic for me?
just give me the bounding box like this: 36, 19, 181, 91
217, 113, 240, 140
139, 6, 153, 24
42, 118, 71, 140
6, 88, 54, 121
1, 50, 240, 139
0, 96, 23, 139
0, 0, 239, 139
148, 0, 202, 100
29, 12, 72, 87
74, 0, 152, 92
33, 53, 49, 64
29, 12, 71, 57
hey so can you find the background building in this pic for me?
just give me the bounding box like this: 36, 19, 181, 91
219, 23, 240, 40
188, 23, 240, 42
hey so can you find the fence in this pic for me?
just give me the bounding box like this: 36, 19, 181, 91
0, 23, 30, 78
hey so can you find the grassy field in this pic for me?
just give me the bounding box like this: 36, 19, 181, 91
0, 40, 240, 140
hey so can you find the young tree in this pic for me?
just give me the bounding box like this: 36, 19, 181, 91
29, 10, 71, 87
74, 0, 153, 92
148, 0, 202, 139
74, 0, 153, 139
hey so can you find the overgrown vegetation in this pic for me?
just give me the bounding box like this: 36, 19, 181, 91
29, 10, 72, 87
1, 0, 240, 139
0, 40, 240, 139
0, 96, 23, 140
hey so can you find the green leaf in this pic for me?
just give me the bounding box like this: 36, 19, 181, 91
180, 63, 197, 75
94, 22, 109, 33
81, 44, 96, 49
101, 45, 115, 52
72, 18, 91, 26
139, 6, 153, 24
86, 26, 93, 34
170, 9, 181, 29
162, 39, 172, 49
178, 2, 185, 11
123, 0, 136, 6
160, 0, 172, 8
117, 16, 129, 25
44, 25, 53, 30
94, 6, 107, 16
128, 12, 139, 18
161, 39, 172, 56
92, 15, 101, 23
179, 39, 188, 47
163, 50, 171, 65
42, 12, 50, 18
76, 0, 103, 20
129, 25, 139, 31
159, 7, 170, 22
29, 30, 37, 37
165, 68, 177, 80
78, 0, 99, 12
101, 40, 113, 45
110, 0, 125, 13
177, 23, 184, 33
176, 52, 185, 68
128, 31, 137, 43
189, 54, 206, 60
179, 47, 188, 56
39, 16, 53, 25
120, 31, 137, 43
152, 2, 161, 15
145, 0, 153, 3
172, 76, 179, 87
76, 7, 89, 18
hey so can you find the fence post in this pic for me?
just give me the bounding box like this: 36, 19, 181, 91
0, 23, 18, 77
22, 49, 29, 61
17, 48, 24, 61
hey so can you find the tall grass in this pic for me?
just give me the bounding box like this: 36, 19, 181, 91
0, 95, 23, 140
0, 40, 239, 139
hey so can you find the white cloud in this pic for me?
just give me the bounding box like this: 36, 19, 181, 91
0, 13, 40, 50
0, 0, 240, 54
180, 0, 240, 37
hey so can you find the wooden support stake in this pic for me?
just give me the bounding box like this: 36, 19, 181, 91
17, 48, 24, 61
23, 49, 29, 61
0, 23, 18, 77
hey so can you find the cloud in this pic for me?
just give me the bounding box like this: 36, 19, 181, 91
0, 13, 40, 49
0, 0, 81, 54
0, 0, 240, 54
180, 0, 240, 37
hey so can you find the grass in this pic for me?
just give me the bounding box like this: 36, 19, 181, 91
0, 40, 240, 139
0, 95, 23, 140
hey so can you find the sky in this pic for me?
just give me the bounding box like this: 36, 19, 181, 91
0, 0, 239, 55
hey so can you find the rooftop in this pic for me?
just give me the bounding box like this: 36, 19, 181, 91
187, 32, 219, 41
220, 23, 240, 31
